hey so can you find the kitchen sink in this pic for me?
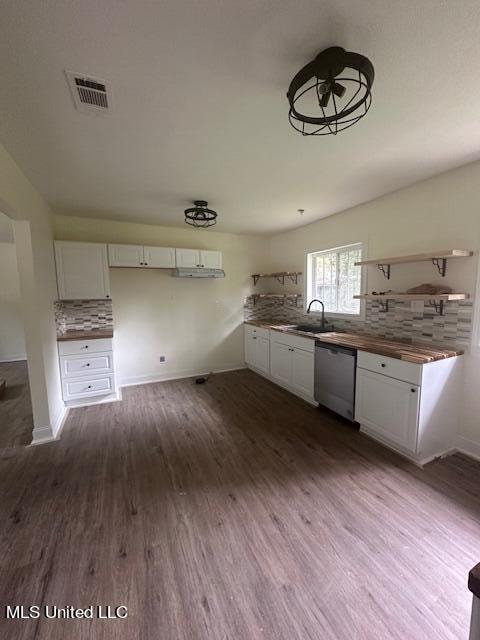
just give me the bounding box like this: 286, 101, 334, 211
293, 324, 334, 333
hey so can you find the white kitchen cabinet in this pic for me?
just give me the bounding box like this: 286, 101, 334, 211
58, 338, 116, 406
355, 368, 419, 452
108, 244, 145, 267
200, 250, 222, 269
55, 241, 110, 300
175, 248, 222, 269
291, 347, 315, 399
244, 324, 269, 375
108, 244, 175, 268
355, 350, 462, 465
270, 341, 291, 387
144, 246, 176, 268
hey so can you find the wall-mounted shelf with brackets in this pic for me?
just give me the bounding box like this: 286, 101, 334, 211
354, 249, 473, 279
251, 293, 302, 306
354, 293, 469, 315
251, 271, 302, 286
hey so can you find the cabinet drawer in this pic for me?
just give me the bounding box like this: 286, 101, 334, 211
245, 324, 270, 340
60, 352, 113, 378
62, 374, 115, 401
270, 329, 315, 353
58, 338, 113, 356
357, 350, 422, 385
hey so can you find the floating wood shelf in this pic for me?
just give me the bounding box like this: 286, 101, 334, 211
354, 293, 469, 315
251, 271, 302, 286
354, 249, 473, 279
251, 293, 302, 306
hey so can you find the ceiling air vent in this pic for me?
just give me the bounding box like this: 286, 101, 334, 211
65, 70, 111, 114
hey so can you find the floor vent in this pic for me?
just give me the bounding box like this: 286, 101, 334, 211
65, 71, 111, 114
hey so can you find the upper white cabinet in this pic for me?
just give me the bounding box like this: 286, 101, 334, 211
108, 244, 175, 268
144, 246, 176, 268
55, 241, 110, 300
175, 248, 222, 269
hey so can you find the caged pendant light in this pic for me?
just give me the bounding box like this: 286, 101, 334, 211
287, 46, 374, 136
184, 200, 218, 228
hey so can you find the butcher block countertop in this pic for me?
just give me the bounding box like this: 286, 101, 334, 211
57, 328, 114, 342
244, 321, 463, 364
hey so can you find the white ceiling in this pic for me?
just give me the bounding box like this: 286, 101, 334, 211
1, 0, 480, 235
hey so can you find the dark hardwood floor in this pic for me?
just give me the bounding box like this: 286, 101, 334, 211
0, 369, 479, 640
0, 360, 33, 448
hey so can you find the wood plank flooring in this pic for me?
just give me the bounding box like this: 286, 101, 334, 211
0, 360, 33, 448
0, 369, 479, 640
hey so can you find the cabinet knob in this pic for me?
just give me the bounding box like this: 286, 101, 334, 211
85, 363, 90, 367
106, 295, 110, 298
411, 388, 416, 393
84, 345, 89, 349
87, 385, 92, 389
381, 363, 386, 367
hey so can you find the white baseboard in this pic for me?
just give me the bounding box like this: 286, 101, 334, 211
456, 436, 480, 462
30, 404, 69, 446
0, 354, 27, 363
119, 365, 246, 388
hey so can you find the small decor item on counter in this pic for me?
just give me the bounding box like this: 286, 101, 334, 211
184, 200, 218, 228
406, 283, 452, 295
287, 46, 374, 136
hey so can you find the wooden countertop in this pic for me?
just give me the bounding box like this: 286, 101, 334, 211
244, 321, 463, 364
57, 329, 114, 342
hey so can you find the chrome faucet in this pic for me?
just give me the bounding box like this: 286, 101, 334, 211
307, 299, 327, 327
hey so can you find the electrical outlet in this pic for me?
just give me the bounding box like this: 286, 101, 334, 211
159, 355, 166, 363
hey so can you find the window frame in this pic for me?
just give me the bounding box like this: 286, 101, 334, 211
304, 242, 366, 319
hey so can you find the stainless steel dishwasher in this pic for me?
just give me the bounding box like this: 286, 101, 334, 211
314, 340, 357, 421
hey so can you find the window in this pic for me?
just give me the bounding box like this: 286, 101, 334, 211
306, 243, 363, 315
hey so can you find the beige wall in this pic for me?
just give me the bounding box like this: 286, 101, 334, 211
0, 240, 26, 361
267, 160, 480, 453
55, 215, 268, 384
0, 143, 63, 441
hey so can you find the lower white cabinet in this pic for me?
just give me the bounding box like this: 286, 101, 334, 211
355, 350, 462, 464
244, 325, 269, 375
270, 336, 314, 400
244, 325, 315, 404
58, 338, 116, 405
355, 368, 419, 452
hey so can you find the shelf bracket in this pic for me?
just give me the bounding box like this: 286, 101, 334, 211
432, 258, 447, 277
430, 299, 445, 316
252, 294, 260, 306
275, 275, 285, 285
252, 275, 260, 286
377, 299, 389, 313
377, 264, 391, 280
287, 273, 299, 285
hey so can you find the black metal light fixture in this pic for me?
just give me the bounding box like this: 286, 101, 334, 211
287, 46, 374, 136
184, 200, 218, 228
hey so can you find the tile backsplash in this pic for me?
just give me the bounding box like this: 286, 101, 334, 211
54, 299, 113, 335
244, 295, 473, 348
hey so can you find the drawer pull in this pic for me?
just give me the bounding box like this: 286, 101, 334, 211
411, 388, 416, 393
85, 363, 90, 367
381, 363, 386, 367
87, 385, 92, 389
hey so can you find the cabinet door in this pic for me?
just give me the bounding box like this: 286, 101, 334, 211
244, 333, 256, 367
144, 246, 176, 268
175, 248, 200, 268
55, 241, 110, 300
108, 244, 144, 267
270, 341, 292, 387
200, 250, 222, 269
255, 337, 270, 375
291, 348, 314, 399
355, 368, 419, 452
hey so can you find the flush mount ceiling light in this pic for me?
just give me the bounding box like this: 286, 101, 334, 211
287, 46, 374, 136
184, 200, 218, 228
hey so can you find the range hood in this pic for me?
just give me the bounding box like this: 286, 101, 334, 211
172, 267, 225, 278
